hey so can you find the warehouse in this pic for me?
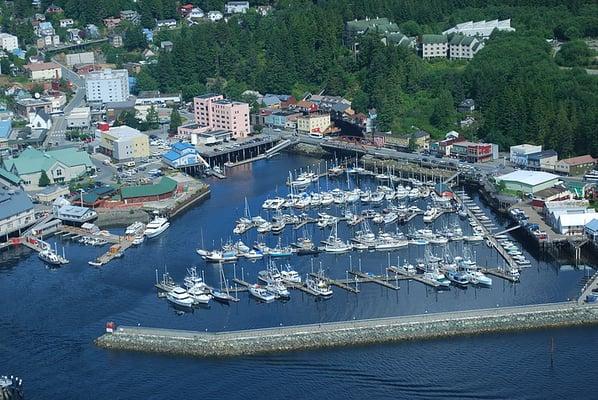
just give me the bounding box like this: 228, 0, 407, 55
495, 170, 559, 194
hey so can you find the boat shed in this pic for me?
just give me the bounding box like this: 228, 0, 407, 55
495, 170, 559, 194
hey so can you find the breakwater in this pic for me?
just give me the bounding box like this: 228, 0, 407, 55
96, 302, 598, 358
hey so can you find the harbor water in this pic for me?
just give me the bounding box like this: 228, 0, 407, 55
1, 153, 597, 398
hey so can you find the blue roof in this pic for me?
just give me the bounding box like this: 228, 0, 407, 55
0, 120, 11, 138
0, 188, 33, 221
162, 151, 181, 161
172, 142, 193, 151
262, 96, 281, 106
586, 219, 598, 232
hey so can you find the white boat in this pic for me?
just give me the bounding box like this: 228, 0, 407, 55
321, 193, 334, 206
467, 270, 493, 286
166, 286, 194, 308
464, 235, 484, 243
125, 221, 145, 236
243, 249, 264, 260
249, 284, 276, 302
422, 207, 439, 223
256, 222, 272, 233
280, 264, 302, 283
132, 234, 144, 245
423, 270, 450, 287
188, 285, 212, 305
306, 275, 333, 297
323, 222, 352, 253
144, 216, 170, 238
38, 249, 65, 266
266, 280, 290, 299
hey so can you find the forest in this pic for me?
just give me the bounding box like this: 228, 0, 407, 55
12, 0, 598, 156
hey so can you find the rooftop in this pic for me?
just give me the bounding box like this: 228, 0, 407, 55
527, 150, 558, 160
24, 62, 60, 72
57, 204, 93, 217
560, 155, 595, 166
3, 147, 93, 176
585, 218, 598, 232
496, 170, 559, 186
0, 187, 33, 221
0, 120, 11, 138
346, 18, 400, 34
422, 34, 447, 44
119, 177, 177, 199
106, 126, 143, 138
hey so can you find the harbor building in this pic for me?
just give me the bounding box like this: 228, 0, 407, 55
584, 219, 598, 242
85, 69, 130, 103
510, 144, 542, 166
546, 202, 598, 236
116, 177, 178, 204
54, 204, 98, 226
97, 125, 150, 162
162, 142, 207, 169
193, 94, 250, 138
3, 147, 93, 190
0, 186, 35, 240
555, 155, 595, 176
495, 170, 559, 194
297, 113, 331, 136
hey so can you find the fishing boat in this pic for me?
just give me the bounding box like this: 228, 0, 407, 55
383, 212, 398, 224
243, 249, 264, 260
268, 239, 294, 257
266, 280, 290, 299
258, 261, 282, 284
322, 222, 352, 253
422, 207, 439, 223
211, 266, 239, 303
397, 259, 416, 274
144, 215, 170, 238
248, 284, 276, 302
446, 270, 469, 287
256, 222, 273, 234
280, 264, 302, 283
305, 275, 333, 297
423, 269, 451, 287
467, 269, 493, 286
183, 267, 208, 291
293, 236, 319, 256
38, 249, 66, 266
321, 192, 334, 206
188, 285, 212, 305
166, 286, 195, 308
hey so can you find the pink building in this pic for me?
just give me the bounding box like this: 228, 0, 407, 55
193, 93, 250, 138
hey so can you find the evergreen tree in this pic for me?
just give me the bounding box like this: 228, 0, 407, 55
169, 108, 182, 134
38, 171, 50, 187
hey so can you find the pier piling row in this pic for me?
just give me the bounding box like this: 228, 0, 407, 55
96, 302, 598, 358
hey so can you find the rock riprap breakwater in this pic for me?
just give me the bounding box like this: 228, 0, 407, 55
95, 302, 598, 358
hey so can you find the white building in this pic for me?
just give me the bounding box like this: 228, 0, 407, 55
0, 33, 19, 52
449, 35, 484, 60
59, 19, 74, 28
554, 210, 598, 235
98, 125, 150, 161
156, 19, 177, 29
28, 110, 52, 130
443, 19, 515, 38
207, 11, 223, 22
66, 107, 91, 129
225, 1, 250, 14
421, 35, 448, 59
85, 69, 130, 103
510, 144, 542, 166
0, 187, 35, 238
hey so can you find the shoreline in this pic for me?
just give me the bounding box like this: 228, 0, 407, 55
95, 302, 598, 358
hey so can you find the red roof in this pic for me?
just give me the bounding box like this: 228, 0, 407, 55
24, 62, 61, 72
561, 155, 595, 165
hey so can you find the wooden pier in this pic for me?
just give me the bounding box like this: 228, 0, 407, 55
308, 272, 360, 293
481, 268, 519, 283
348, 270, 400, 290
387, 266, 440, 288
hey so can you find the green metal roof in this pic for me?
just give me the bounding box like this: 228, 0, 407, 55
3, 147, 92, 176
47, 148, 94, 168
346, 18, 400, 34
119, 177, 177, 199
449, 34, 476, 46
0, 167, 22, 185
422, 34, 447, 44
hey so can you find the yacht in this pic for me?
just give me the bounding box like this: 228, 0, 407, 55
446, 270, 469, 287
243, 249, 264, 260
383, 212, 398, 224
132, 234, 144, 245
293, 237, 319, 255
183, 267, 208, 291
398, 259, 416, 274
320, 192, 334, 206
423, 270, 451, 287
306, 275, 333, 297
266, 280, 290, 299
38, 249, 67, 266
144, 216, 170, 238
248, 284, 276, 302
422, 207, 439, 223
280, 264, 302, 283
188, 285, 212, 305
166, 287, 195, 308
125, 221, 145, 236
256, 222, 273, 234
467, 270, 493, 286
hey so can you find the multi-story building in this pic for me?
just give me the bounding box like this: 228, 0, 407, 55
15, 98, 53, 117
24, 62, 62, 80
297, 113, 331, 136
97, 125, 149, 162
421, 35, 448, 59
193, 94, 250, 138
0, 186, 35, 239
36, 22, 55, 36
449, 35, 484, 60
527, 150, 558, 171
510, 144, 542, 166
161, 142, 206, 169
225, 1, 250, 14
555, 155, 595, 176
0, 33, 19, 51
344, 17, 401, 53
66, 107, 91, 129
120, 10, 140, 24
443, 19, 515, 39
451, 141, 495, 163
85, 69, 130, 103
264, 110, 302, 128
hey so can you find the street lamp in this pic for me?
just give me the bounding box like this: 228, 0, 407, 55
78, 188, 85, 206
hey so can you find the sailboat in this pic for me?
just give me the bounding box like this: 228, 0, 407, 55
211, 265, 239, 303
323, 221, 352, 253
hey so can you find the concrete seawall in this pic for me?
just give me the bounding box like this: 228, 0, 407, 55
96, 302, 598, 358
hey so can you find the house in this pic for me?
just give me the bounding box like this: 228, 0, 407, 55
54, 204, 97, 225
160, 41, 173, 52
85, 24, 100, 39
59, 19, 74, 28
527, 150, 558, 171
28, 109, 52, 130
256, 5, 273, 16
45, 4, 63, 14
24, 62, 62, 81
33, 185, 70, 204
495, 170, 560, 194
411, 130, 430, 150
193, 94, 250, 138
308, 95, 351, 112
156, 19, 177, 29
0, 33, 19, 52
510, 144, 543, 166
555, 155, 595, 176
120, 10, 140, 24
264, 110, 302, 128
103, 17, 121, 29
161, 142, 206, 169
292, 100, 318, 113
190, 129, 232, 145
261, 95, 281, 108
142, 48, 156, 59
448, 34, 484, 59
457, 99, 475, 113
430, 137, 460, 156
421, 34, 448, 59
531, 185, 573, 208
66, 28, 81, 42
65, 107, 91, 129
0, 186, 35, 239
36, 34, 60, 49
3, 147, 93, 190
207, 11, 223, 22
554, 209, 598, 235
187, 7, 205, 20
97, 125, 150, 161
225, 1, 250, 14
36, 22, 55, 36
443, 19, 515, 39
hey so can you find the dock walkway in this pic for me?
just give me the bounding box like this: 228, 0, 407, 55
308, 272, 359, 293
348, 270, 400, 290
386, 266, 439, 287
579, 271, 598, 304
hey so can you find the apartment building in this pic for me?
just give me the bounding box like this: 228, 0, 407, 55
449, 35, 484, 60
0, 33, 18, 51
193, 94, 250, 138
85, 69, 130, 103
421, 35, 448, 59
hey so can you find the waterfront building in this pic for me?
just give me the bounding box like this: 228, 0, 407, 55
116, 177, 178, 204
85, 69, 130, 103
162, 142, 206, 169
0, 33, 19, 52
97, 125, 150, 162
297, 113, 331, 136
555, 155, 595, 176
34, 185, 70, 204
450, 141, 496, 163
66, 107, 91, 129
584, 219, 598, 242
527, 150, 558, 171
554, 210, 598, 236
54, 204, 98, 226
191, 129, 232, 145
23, 62, 62, 81
0, 186, 35, 240
510, 144, 542, 166
3, 147, 93, 190
421, 35, 448, 59
224, 1, 249, 14
193, 94, 250, 138
264, 110, 302, 128
495, 170, 560, 194
443, 19, 515, 38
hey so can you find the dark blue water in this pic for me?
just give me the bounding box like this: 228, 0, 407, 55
1, 154, 596, 399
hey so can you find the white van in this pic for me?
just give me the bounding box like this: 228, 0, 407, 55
124, 161, 136, 168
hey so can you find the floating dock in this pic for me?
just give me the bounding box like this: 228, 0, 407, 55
348, 270, 400, 290
308, 272, 360, 293
96, 302, 598, 358
387, 266, 440, 288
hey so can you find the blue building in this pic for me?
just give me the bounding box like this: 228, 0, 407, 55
142, 28, 154, 42
264, 110, 301, 128
162, 142, 207, 169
